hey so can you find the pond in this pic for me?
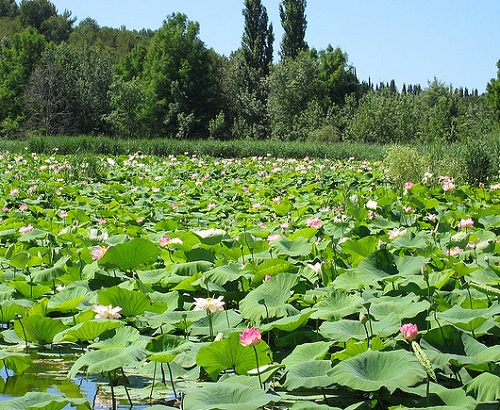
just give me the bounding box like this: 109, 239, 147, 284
0, 351, 173, 409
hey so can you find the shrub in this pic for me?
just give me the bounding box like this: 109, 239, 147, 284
461, 137, 497, 186
384, 145, 428, 183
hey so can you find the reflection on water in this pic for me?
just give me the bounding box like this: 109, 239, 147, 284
0, 353, 155, 409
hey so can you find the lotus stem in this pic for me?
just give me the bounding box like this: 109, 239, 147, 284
167, 362, 177, 400
120, 367, 132, 406
252, 345, 263, 390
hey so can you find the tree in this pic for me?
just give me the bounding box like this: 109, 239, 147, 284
226, 0, 274, 139
19, 0, 74, 43
0, 26, 47, 131
23, 44, 75, 135
268, 50, 323, 140
486, 60, 500, 123
241, 0, 274, 78
279, 0, 308, 60
317, 45, 359, 107
0, 0, 18, 18
140, 13, 222, 138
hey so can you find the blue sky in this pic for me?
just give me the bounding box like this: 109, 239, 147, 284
48, 1, 499, 93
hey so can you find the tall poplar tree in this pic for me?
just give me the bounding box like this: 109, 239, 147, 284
241, 0, 274, 78
279, 0, 308, 60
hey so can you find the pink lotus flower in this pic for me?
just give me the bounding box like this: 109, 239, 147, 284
263, 274, 272, 283
19, 204, 28, 211
457, 217, 474, 229
404, 182, 414, 190
93, 304, 122, 319
91, 245, 109, 260
446, 246, 463, 257
267, 233, 281, 243
239, 327, 261, 347
159, 235, 183, 247
58, 210, 68, 218
400, 323, 418, 340
18, 224, 34, 234
306, 217, 322, 229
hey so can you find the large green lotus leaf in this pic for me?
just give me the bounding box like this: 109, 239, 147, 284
146, 334, 191, 363
99, 238, 159, 271
98, 286, 151, 317
183, 382, 274, 410
328, 349, 426, 393
250, 259, 296, 286
0, 350, 32, 374
239, 272, 299, 321
261, 308, 314, 332
189, 309, 243, 336
333, 269, 376, 291
478, 214, 500, 229
284, 360, 333, 390
167, 260, 213, 278
290, 403, 341, 410
146, 309, 205, 330
475, 344, 500, 362
391, 231, 430, 249
464, 372, 500, 402
196, 332, 272, 378
436, 304, 500, 333
319, 313, 400, 342
340, 236, 379, 266
47, 285, 89, 312
0, 283, 15, 302
357, 250, 427, 282
13, 282, 51, 299
0, 301, 28, 322
310, 290, 364, 320
271, 236, 312, 257
369, 294, 430, 321
14, 316, 67, 345
281, 341, 333, 370
89, 326, 144, 349
53, 320, 123, 343
420, 325, 483, 367
31, 257, 69, 283
204, 263, 250, 286
333, 336, 385, 361
17, 228, 49, 242
68, 346, 146, 378
0, 392, 90, 410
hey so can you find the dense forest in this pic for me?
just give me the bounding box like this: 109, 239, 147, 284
1, 0, 499, 142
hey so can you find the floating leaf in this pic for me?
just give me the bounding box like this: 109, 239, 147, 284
183, 382, 274, 410
0, 392, 90, 410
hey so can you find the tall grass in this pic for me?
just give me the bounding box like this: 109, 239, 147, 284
0, 135, 387, 160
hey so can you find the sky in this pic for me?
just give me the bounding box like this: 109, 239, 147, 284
46, 1, 499, 93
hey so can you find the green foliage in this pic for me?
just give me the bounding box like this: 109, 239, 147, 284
279, 0, 308, 60
384, 145, 428, 182
486, 60, 500, 123
461, 137, 497, 186
140, 13, 222, 138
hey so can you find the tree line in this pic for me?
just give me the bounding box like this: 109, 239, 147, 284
1, 0, 499, 143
